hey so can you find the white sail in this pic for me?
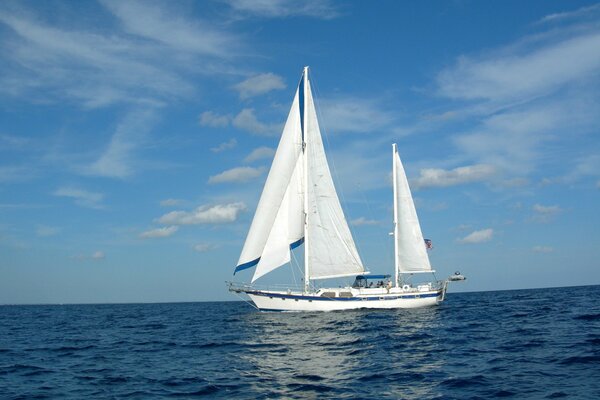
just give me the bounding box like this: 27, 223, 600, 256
394, 146, 433, 273
235, 87, 304, 276
305, 78, 365, 280
251, 155, 304, 282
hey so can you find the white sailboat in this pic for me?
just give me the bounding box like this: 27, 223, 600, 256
228, 67, 453, 311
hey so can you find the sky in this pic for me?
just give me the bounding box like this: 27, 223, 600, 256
1, 0, 599, 304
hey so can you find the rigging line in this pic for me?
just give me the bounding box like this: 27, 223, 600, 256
310, 71, 365, 266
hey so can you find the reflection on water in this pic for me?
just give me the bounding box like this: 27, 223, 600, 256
237, 308, 445, 398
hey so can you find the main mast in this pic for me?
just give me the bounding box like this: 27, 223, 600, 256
392, 143, 400, 288
302, 66, 310, 293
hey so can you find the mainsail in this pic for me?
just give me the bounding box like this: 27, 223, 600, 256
235, 67, 364, 283
393, 145, 433, 274
304, 77, 364, 280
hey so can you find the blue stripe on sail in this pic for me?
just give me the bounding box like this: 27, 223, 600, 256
234, 257, 260, 275
299, 72, 305, 141
234, 237, 303, 275
290, 237, 304, 250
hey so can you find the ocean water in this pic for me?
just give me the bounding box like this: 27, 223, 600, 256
1, 285, 599, 399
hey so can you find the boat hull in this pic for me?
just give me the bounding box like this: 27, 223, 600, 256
244, 288, 445, 312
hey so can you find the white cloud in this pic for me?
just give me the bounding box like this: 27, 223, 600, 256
532, 245, 554, 253
225, 0, 339, 19
350, 217, 378, 226
458, 228, 493, 244
92, 251, 106, 260
531, 203, 562, 223
233, 73, 286, 99
232, 108, 281, 136
208, 166, 265, 184
210, 138, 237, 153
70, 250, 106, 261
244, 146, 275, 162
411, 164, 496, 189
532, 204, 561, 214
199, 111, 231, 128
157, 202, 246, 225
36, 225, 61, 237
53, 187, 104, 209
160, 198, 182, 207
193, 243, 217, 253
139, 226, 179, 238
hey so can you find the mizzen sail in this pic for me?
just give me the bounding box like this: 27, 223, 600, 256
394, 146, 433, 274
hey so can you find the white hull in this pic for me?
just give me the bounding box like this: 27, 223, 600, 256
237, 285, 446, 312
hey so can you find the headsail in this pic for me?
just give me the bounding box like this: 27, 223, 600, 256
304, 77, 364, 280
393, 145, 433, 274
235, 67, 364, 282
235, 85, 304, 278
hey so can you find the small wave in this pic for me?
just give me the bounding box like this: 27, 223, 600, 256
546, 391, 568, 398
294, 374, 325, 382
574, 313, 600, 321
559, 355, 600, 365
441, 374, 489, 388
167, 384, 220, 397
287, 383, 334, 393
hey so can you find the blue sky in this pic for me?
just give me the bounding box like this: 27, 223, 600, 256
1, 0, 599, 304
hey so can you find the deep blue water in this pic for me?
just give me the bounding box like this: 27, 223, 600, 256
1, 285, 599, 399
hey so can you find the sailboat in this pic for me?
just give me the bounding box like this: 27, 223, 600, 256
228, 67, 453, 312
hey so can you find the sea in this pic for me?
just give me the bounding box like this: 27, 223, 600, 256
1, 285, 599, 399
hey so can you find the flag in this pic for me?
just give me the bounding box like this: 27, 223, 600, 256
424, 238, 433, 250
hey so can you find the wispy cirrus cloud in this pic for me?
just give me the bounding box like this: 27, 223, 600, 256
436, 30, 600, 102
208, 166, 265, 184
319, 97, 395, 134
433, 12, 600, 182
0, 1, 243, 108
157, 202, 246, 225
225, 0, 340, 19
537, 3, 600, 25
84, 109, 158, 179
102, 0, 239, 58
233, 72, 286, 99
53, 187, 104, 209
